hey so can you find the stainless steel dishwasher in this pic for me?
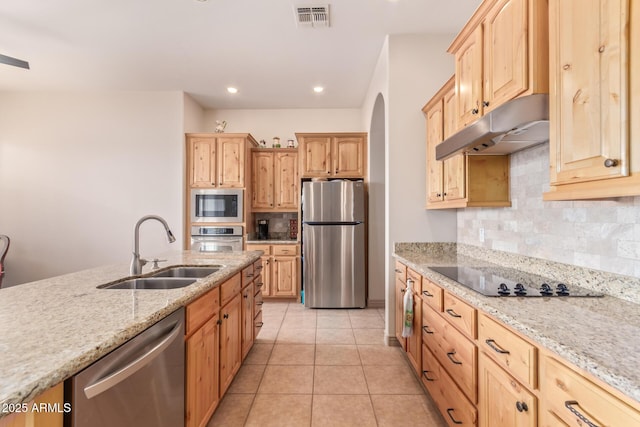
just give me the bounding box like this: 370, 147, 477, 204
69, 308, 184, 427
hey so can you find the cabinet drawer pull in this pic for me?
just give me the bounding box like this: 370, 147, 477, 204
246, 273, 254, 278
422, 290, 433, 298
446, 308, 462, 318
446, 408, 463, 425
256, 301, 264, 306
223, 313, 229, 319
255, 266, 263, 271
516, 401, 529, 413
422, 370, 435, 382
256, 282, 264, 288
255, 321, 264, 327
485, 339, 510, 354
394, 269, 402, 274
446, 351, 463, 365
604, 158, 618, 168
565, 401, 598, 427
422, 325, 434, 335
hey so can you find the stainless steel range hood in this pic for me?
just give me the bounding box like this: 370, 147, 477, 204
435, 94, 549, 160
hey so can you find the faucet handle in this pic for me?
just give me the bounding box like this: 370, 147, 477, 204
151, 258, 167, 270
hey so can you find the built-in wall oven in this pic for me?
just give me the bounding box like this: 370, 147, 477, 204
191, 188, 243, 223
190, 226, 244, 252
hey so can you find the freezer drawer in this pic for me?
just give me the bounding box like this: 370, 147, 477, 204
303, 223, 365, 308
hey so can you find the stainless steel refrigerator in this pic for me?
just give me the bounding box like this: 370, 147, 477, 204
302, 180, 366, 308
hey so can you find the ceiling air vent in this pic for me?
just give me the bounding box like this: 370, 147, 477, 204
294, 4, 330, 28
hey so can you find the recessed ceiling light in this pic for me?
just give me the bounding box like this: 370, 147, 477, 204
313, 86, 324, 93
227, 87, 238, 94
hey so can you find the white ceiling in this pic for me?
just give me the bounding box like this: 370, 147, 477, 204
0, 0, 481, 109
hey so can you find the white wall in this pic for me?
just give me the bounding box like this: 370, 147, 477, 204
202, 109, 363, 145
361, 34, 458, 342
183, 93, 205, 133
0, 91, 185, 287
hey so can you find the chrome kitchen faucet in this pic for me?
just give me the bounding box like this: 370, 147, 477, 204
130, 215, 176, 275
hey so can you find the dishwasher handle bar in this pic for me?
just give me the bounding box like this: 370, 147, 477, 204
83, 320, 182, 399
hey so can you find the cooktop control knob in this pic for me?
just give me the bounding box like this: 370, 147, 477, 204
540, 283, 553, 296
514, 283, 527, 296
498, 283, 510, 296
556, 283, 569, 296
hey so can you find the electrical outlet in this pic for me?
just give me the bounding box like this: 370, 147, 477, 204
479, 227, 485, 243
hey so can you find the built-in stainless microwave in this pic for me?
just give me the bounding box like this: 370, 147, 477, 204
191, 189, 243, 223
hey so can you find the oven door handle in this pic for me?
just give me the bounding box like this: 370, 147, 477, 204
83, 322, 182, 399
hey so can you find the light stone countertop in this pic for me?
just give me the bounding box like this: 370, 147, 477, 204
0, 250, 261, 414
394, 243, 640, 404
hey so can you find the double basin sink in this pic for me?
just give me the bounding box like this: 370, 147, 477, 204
99, 266, 223, 290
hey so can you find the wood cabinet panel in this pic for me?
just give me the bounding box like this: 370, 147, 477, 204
186, 288, 220, 336
406, 291, 422, 374
395, 277, 407, 350
242, 264, 254, 287
407, 268, 422, 294
421, 277, 444, 312
272, 256, 297, 297
300, 136, 331, 176
426, 96, 446, 204
0, 384, 64, 427
272, 245, 298, 256
478, 313, 537, 389
478, 352, 537, 427
241, 282, 254, 360
251, 151, 274, 209
443, 291, 477, 339
191, 138, 217, 188
219, 293, 242, 396
186, 314, 219, 427
220, 273, 242, 307
456, 25, 484, 128
333, 136, 365, 177
216, 137, 245, 188
297, 133, 366, 178
394, 261, 407, 284
273, 151, 298, 209
540, 354, 640, 427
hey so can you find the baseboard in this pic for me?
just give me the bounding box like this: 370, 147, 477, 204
367, 299, 385, 308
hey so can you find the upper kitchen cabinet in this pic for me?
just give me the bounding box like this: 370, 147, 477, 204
449, 0, 549, 129
251, 148, 298, 211
544, 0, 640, 200
186, 133, 257, 188
423, 77, 510, 209
296, 133, 367, 178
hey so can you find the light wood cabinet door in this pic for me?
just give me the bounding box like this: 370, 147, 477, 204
333, 136, 365, 177
251, 151, 274, 209
219, 293, 242, 396
272, 256, 297, 297
443, 81, 466, 201
478, 353, 536, 427
217, 137, 245, 188
191, 137, 217, 188
405, 289, 422, 375
443, 78, 459, 138
300, 136, 332, 177
241, 282, 254, 360
0, 384, 64, 427
456, 25, 484, 128
549, 0, 629, 185
426, 97, 445, 203
482, 0, 528, 113
186, 314, 219, 427
274, 151, 298, 209
395, 277, 407, 350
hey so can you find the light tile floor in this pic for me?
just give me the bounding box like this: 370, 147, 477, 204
208, 301, 447, 427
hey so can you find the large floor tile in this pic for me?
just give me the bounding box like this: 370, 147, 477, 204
315, 344, 361, 366
227, 364, 266, 394
269, 344, 315, 365
315, 308, 350, 317
311, 394, 377, 427
353, 328, 385, 345
349, 315, 384, 329
313, 365, 369, 394
276, 327, 316, 344
363, 364, 424, 394
207, 393, 254, 427
281, 314, 317, 329
357, 345, 408, 366
243, 343, 273, 365
254, 326, 279, 343
258, 365, 314, 394
370, 394, 447, 427
245, 394, 312, 427
317, 316, 352, 329
316, 328, 355, 345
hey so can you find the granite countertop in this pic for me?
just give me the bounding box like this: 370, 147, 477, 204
393, 243, 640, 404
0, 250, 262, 414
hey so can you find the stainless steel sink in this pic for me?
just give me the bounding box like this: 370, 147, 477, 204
101, 277, 197, 290
149, 266, 222, 278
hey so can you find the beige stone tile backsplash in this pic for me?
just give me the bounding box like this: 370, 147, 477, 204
457, 143, 640, 278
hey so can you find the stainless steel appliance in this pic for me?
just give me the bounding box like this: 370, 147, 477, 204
191, 225, 243, 252
70, 308, 185, 427
191, 188, 243, 223
429, 265, 603, 297
302, 180, 366, 308
257, 219, 269, 240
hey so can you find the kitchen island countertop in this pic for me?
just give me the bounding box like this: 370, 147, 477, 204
394, 243, 640, 404
0, 250, 262, 413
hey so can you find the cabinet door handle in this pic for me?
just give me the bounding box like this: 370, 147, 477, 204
446, 308, 462, 318
565, 401, 598, 427
471, 108, 479, 115
483, 101, 490, 107
446, 408, 463, 425
217, 319, 222, 325
394, 269, 402, 274
446, 351, 463, 365
422, 290, 433, 298
516, 401, 529, 413
256, 301, 264, 306
604, 158, 618, 168
422, 370, 435, 382
244, 294, 248, 299
485, 339, 510, 354
255, 321, 264, 327
422, 325, 434, 335
223, 313, 229, 319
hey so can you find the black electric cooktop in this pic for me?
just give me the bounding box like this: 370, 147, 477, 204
429, 265, 604, 298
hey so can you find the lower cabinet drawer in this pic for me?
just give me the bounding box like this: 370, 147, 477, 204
421, 344, 478, 427
220, 273, 242, 307
422, 277, 444, 312
423, 301, 478, 403
540, 355, 640, 427
443, 291, 477, 339
478, 312, 537, 389
186, 287, 220, 336
253, 310, 263, 338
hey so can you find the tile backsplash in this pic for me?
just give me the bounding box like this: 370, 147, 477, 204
253, 212, 298, 240
457, 143, 640, 278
